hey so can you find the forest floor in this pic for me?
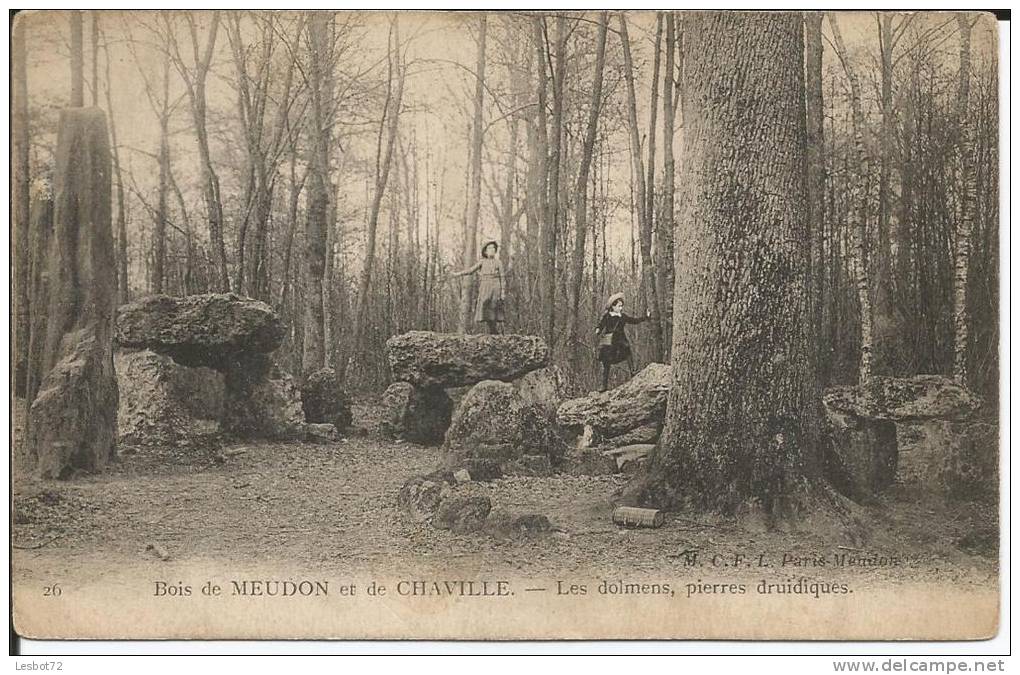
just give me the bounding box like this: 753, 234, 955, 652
12, 397, 999, 588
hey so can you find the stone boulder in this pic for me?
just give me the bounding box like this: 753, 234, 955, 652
434, 484, 492, 534
397, 471, 455, 521
28, 329, 118, 479
898, 421, 998, 501
115, 349, 223, 447
24, 109, 118, 479
386, 331, 548, 388
557, 363, 671, 437
223, 355, 306, 440
822, 395, 898, 500
300, 367, 352, 434
444, 380, 565, 464
380, 382, 453, 445
823, 375, 982, 422
115, 293, 284, 370
514, 366, 566, 417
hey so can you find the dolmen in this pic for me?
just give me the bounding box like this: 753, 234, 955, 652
390, 331, 567, 535
384, 330, 565, 468
822, 375, 989, 501
115, 293, 338, 447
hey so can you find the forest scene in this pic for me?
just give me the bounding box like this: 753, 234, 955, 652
11, 10, 1001, 640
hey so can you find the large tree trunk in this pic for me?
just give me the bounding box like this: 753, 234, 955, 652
804, 12, 826, 382
458, 14, 487, 333
13, 17, 31, 395
25, 108, 118, 478
619, 14, 664, 361
952, 13, 974, 384
635, 12, 823, 516
566, 12, 608, 366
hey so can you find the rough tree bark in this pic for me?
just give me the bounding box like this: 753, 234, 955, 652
13, 16, 31, 395
632, 12, 832, 520
25, 108, 118, 478
458, 14, 487, 333
804, 12, 826, 380
566, 12, 608, 366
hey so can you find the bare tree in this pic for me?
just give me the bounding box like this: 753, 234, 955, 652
953, 12, 974, 383
566, 12, 608, 365
457, 14, 487, 333
164, 11, 229, 291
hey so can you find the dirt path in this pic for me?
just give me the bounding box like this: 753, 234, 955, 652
12, 401, 999, 594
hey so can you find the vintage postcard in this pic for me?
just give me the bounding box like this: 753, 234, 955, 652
10, 9, 1001, 640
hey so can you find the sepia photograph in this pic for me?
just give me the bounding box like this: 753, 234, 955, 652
9, 9, 1002, 642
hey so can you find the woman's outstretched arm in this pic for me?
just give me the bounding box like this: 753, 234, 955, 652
450, 260, 483, 277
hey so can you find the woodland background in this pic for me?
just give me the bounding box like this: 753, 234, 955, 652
11, 10, 1000, 403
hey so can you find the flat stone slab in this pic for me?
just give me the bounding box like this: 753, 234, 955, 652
386, 331, 548, 388
115, 293, 284, 370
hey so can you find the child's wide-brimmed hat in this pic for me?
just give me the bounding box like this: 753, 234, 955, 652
604, 292, 625, 312
480, 240, 499, 257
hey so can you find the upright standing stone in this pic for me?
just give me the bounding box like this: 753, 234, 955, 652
26, 108, 118, 478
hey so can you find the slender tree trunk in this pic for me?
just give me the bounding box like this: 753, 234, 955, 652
567, 12, 608, 365
153, 56, 171, 295
303, 11, 334, 374
170, 12, 229, 291
620, 13, 663, 360
540, 16, 566, 348
638, 12, 824, 517
458, 14, 487, 333
953, 13, 974, 384
828, 14, 874, 384
13, 17, 31, 395
658, 12, 677, 359
345, 18, 405, 381
645, 14, 662, 320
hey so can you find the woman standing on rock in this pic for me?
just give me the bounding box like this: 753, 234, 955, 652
449, 240, 505, 335
595, 293, 650, 392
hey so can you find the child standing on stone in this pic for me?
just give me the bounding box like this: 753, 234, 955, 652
595, 293, 650, 392
449, 240, 505, 335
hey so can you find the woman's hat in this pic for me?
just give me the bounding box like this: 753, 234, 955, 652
604, 292, 625, 312
481, 240, 499, 257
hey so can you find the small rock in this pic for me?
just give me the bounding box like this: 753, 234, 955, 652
434, 484, 491, 534
145, 542, 171, 561
397, 475, 447, 521
453, 469, 471, 483
457, 458, 503, 481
